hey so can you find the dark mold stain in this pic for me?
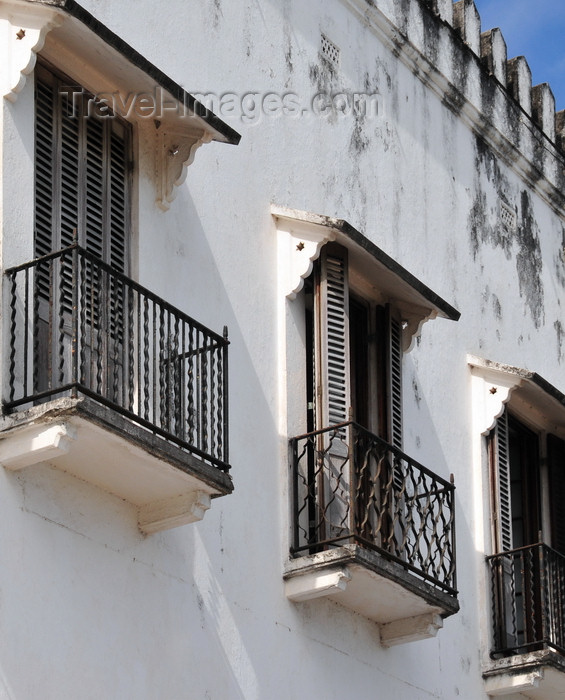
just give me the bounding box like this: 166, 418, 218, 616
412, 377, 421, 408
308, 61, 336, 95
212, 0, 223, 29
492, 294, 502, 320
516, 190, 544, 328
350, 119, 369, 155
554, 225, 565, 288
469, 137, 544, 328
470, 136, 513, 260
422, 3, 440, 67
555, 320, 564, 362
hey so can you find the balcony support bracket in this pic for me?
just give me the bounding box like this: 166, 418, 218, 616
284, 566, 351, 602
380, 612, 443, 647
138, 490, 212, 534
484, 669, 543, 696
0, 421, 76, 470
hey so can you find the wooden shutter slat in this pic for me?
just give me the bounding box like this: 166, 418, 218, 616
319, 247, 350, 428
494, 409, 513, 553
388, 309, 403, 449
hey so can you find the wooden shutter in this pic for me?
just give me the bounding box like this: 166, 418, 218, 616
548, 433, 565, 555
84, 114, 105, 259
317, 245, 350, 430
34, 74, 56, 302
34, 64, 130, 271
492, 409, 513, 553
490, 409, 518, 649
387, 307, 403, 449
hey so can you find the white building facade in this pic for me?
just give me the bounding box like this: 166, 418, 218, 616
1, 0, 565, 698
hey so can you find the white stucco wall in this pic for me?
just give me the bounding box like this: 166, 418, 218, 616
1, 0, 564, 698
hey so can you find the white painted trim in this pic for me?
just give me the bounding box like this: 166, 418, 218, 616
272, 205, 336, 300
284, 567, 351, 602
155, 127, 212, 211
0, 4, 61, 103
0, 422, 76, 470
138, 490, 212, 534
380, 612, 443, 647
484, 669, 543, 696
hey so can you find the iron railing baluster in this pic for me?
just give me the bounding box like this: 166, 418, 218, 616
4, 245, 230, 472
487, 543, 565, 657
289, 421, 457, 595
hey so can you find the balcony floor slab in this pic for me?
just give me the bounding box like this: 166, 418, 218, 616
0, 397, 233, 533
284, 545, 458, 645
484, 650, 565, 698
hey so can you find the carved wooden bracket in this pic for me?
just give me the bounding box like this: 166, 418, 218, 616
469, 356, 522, 435
272, 205, 336, 299
155, 126, 212, 211
1, 6, 61, 103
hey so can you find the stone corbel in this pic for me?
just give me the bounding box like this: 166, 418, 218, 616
155, 125, 212, 210
272, 206, 336, 299
1, 5, 62, 103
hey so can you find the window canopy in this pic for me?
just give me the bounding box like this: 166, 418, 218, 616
1, 0, 241, 208
272, 205, 460, 350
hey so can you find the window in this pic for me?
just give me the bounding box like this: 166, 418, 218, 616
488, 409, 565, 656
304, 242, 403, 447
276, 208, 459, 643
34, 62, 131, 272
33, 63, 132, 398
0, 0, 239, 532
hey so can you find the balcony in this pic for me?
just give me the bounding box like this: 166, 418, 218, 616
484, 544, 565, 698
0, 245, 232, 533
284, 422, 458, 646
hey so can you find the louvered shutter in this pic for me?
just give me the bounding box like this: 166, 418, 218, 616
548, 434, 565, 556
318, 245, 350, 430
34, 64, 130, 271
34, 74, 55, 303
493, 410, 513, 553
491, 409, 517, 650
387, 307, 403, 449
84, 114, 105, 259
316, 245, 351, 540
34, 64, 130, 394
109, 123, 128, 274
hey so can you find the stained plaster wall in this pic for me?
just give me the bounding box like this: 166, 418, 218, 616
1, 0, 565, 698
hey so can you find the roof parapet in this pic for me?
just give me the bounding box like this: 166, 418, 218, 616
506, 56, 532, 116
453, 0, 481, 56
480, 28, 507, 87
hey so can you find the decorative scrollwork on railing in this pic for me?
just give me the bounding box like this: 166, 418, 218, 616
290, 422, 456, 595
487, 543, 565, 657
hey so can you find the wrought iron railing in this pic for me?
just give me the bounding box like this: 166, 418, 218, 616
290, 422, 457, 595
487, 543, 565, 657
5, 245, 229, 471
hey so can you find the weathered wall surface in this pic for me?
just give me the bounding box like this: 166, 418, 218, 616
1, 0, 564, 698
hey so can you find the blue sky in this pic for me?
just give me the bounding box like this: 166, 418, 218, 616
473, 0, 565, 112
